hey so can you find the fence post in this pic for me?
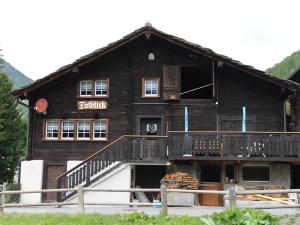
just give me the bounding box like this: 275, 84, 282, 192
77, 185, 85, 214
0, 183, 7, 213
160, 184, 168, 216
0, 188, 2, 213
228, 187, 236, 207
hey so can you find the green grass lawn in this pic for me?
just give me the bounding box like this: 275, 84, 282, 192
0, 213, 203, 225
0, 208, 283, 225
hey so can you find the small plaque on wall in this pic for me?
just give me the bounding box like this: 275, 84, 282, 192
77, 101, 108, 110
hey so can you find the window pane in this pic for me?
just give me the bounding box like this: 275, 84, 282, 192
95, 80, 108, 96
144, 79, 158, 96
94, 120, 107, 140
77, 121, 90, 139
62, 121, 74, 139
46, 121, 58, 139
80, 81, 93, 96
242, 166, 270, 181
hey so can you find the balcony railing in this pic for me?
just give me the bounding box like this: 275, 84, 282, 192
168, 131, 300, 161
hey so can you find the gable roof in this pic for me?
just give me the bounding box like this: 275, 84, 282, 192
289, 67, 300, 81
13, 24, 299, 97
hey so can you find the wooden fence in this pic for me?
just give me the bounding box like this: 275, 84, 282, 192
1, 186, 300, 215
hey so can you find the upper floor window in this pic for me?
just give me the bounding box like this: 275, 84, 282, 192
77, 121, 90, 140
93, 120, 108, 140
61, 120, 75, 139
80, 81, 93, 96
95, 80, 109, 97
142, 78, 160, 97
46, 121, 59, 140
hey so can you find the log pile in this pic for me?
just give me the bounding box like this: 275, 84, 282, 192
161, 173, 199, 190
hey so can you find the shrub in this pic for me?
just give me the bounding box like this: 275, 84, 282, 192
209, 207, 280, 225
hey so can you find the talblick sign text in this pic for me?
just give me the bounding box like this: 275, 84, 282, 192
77, 101, 108, 110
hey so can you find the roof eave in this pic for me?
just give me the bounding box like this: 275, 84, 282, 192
12, 25, 299, 97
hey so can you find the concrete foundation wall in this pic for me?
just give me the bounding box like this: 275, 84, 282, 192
239, 162, 290, 188
20, 160, 44, 204
67, 161, 82, 171
68, 163, 131, 204
167, 161, 291, 190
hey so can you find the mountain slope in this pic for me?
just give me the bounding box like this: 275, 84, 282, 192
0, 60, 33, 88
266, 50, 300, 78
0, 59, 33, 118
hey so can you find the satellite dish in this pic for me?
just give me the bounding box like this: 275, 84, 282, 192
35, 98, 48, 113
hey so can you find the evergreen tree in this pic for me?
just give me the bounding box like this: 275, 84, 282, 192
0, 72, 26, 183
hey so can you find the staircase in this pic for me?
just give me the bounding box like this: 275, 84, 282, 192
57, 135, 168, 201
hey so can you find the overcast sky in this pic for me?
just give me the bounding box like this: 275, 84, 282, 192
1, 0, 300, 80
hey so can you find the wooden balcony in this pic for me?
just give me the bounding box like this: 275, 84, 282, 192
57, 131, 300, 201
168, 131, 300, 161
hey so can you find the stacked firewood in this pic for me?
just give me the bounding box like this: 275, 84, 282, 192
161, 173, 199, 190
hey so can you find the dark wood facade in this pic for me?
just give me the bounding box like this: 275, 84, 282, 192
21, 34, 293, 161
13, 25, 300, 196
290, 69, 300, 131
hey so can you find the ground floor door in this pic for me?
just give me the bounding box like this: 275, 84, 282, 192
134, 165, 166, 201
136, 116, 165, 160
291, 164, 300, 189
44, 165, 66, 202
199, 164, 223, 206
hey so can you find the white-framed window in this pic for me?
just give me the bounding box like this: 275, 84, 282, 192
93, 120, 108, 140
95, 79, 108, 97
242, 165, 271, 182
46, 121, 59, 140
61, 120, 75, 139
80, 80, 93, 96
77, 121, 90, 139
143, 78, 159, 97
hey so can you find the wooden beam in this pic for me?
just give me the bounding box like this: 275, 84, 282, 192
254, 194, 294, 205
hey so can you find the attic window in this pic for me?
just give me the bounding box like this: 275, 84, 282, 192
181, 67, 213, 99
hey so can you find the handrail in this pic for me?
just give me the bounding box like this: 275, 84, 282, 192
56, 135, 125, 180
56, 134, 168, 180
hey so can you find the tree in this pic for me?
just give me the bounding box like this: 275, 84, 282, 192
0, 72, 26, 183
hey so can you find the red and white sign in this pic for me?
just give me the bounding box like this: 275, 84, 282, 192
77, 100, 108, 110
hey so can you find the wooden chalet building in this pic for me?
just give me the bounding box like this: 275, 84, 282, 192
13, 24, 300, 206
